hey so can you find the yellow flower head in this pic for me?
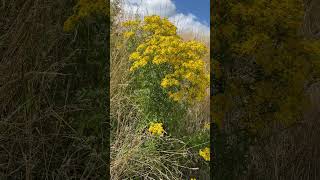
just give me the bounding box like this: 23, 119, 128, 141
123, 31, 135, 39
148, 122, 165, 136
199, 147, 210, 161
190, 178, 196, 180
204, 122, 210, 130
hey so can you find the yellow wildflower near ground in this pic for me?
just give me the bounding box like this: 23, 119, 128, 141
199, 147, 210, 161
148, 122, 165, 136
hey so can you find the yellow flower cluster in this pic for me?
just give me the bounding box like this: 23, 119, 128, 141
123, 15, 209, 102
64, 0, 108, 32
148, 122, 165, 136
199, 147, 210, 161
122, 20, 141, 27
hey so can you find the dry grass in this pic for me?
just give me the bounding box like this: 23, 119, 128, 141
240, 82, 320, 180
0, 1, 106, 179
303, 0, 320, 39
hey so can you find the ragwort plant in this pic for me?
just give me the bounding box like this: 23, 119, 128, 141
124, 16, 209, 102
111, 13, 196, 179
122, 16, 210, 179
123, 15, 210, 136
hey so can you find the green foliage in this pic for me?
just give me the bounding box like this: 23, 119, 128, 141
212, 0, 320, 131
129, 58, 189, 136
184, 127, 210, 148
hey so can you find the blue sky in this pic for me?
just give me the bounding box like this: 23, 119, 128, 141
121, 0, 210, 37
173, 0, 210, 25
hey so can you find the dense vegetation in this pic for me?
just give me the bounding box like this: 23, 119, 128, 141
110, 8, 211, 178
0, 0, 108, 179
212, 0, 320, 179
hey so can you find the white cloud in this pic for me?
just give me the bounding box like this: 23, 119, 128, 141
169, 13, 210, 37
120, 0, 209, 37
122, 0, 176, 17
